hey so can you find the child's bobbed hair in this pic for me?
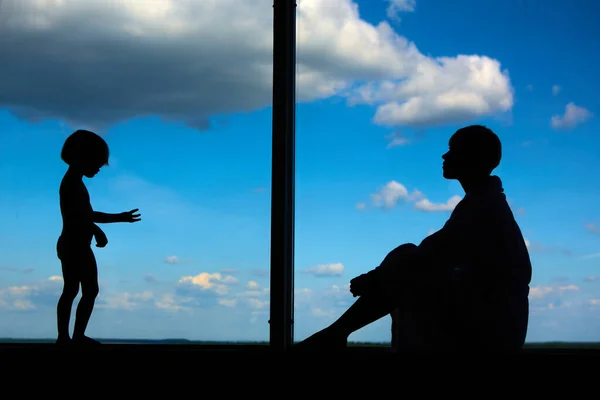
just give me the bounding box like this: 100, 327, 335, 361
61, 130, 110, 167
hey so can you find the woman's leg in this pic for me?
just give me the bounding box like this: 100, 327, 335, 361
295, 294, 394, 350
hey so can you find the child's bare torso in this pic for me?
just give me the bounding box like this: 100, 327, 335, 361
59, 172, 94, 246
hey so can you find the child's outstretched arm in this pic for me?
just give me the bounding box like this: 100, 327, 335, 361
93, 209, 141, 224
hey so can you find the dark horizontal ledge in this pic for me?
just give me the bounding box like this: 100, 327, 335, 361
2, 342, 600, 356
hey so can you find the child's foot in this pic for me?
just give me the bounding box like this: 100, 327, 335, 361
55, 336, 72, 346
72, 335, 101, 346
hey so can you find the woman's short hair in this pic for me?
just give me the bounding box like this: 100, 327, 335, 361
451, 125, 502, 174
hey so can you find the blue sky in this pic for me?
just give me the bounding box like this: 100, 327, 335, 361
0, 0, 599, 343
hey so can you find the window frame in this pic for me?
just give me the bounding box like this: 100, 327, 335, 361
269, 0, 297, 351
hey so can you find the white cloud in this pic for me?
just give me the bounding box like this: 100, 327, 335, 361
218, 298, 237, 308
350, 55, 513, 128
551, 102, 593, 130
303, 263, 344, 277
529, 284, 579, 299
48, 275, 63, 282
222, 275, 239, 285
529, 284, 580, 313
311, 307, 336, 318
370, 180, 423, 209
165, 256, 180, 264
385, 131, 410, 148
552, 84, 561, 96
0, 0, 514, 130
178, 272, 236, 295
386, 0, 416, 22
0, 281, 64, 310
99, 291, 154, 310
155, 293, 190, 312
367, 180, 461, 212
246, 281, 260, 290
414, 195, 462, 212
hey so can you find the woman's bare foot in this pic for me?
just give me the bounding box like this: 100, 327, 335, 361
294, 327, 347, 352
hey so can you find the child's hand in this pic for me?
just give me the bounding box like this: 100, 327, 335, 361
95, 229, 108, 248
120, 208, 142, 223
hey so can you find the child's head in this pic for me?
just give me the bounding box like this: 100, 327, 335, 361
61, 130, 109, 178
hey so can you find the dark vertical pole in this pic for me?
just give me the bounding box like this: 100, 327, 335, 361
269, 0, 296, 351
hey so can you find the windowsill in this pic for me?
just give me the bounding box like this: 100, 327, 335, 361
1, 342, 599, 355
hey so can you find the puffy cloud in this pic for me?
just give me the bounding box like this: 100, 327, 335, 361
370, 181, 422, 209
414, 195, 462, 212
155, 293, 191, 312
246, 281, 260, 290
366, 180, 461, 212
551, 102, 593, 130
177, 272, 236, 295
529, 284, 579, 312
0, 286, 37, 310
0, 277, 65, 310
386, 0, 416, 22
0, 0, 513, 131
352, 55, 513, 128
302, 263, 344, 277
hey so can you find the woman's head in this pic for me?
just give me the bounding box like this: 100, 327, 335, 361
61, 130, 109, 178
442, 125, 502, 180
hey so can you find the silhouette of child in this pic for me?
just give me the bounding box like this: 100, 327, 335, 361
55, 130, 141, 347
296, 125, 532, 352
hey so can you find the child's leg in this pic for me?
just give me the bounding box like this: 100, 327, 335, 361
72, 248, 100, 344
56, 242, 81, 342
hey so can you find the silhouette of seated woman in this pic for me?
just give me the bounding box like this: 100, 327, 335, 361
296, 125, 532, 351
56, 130, 141, 347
